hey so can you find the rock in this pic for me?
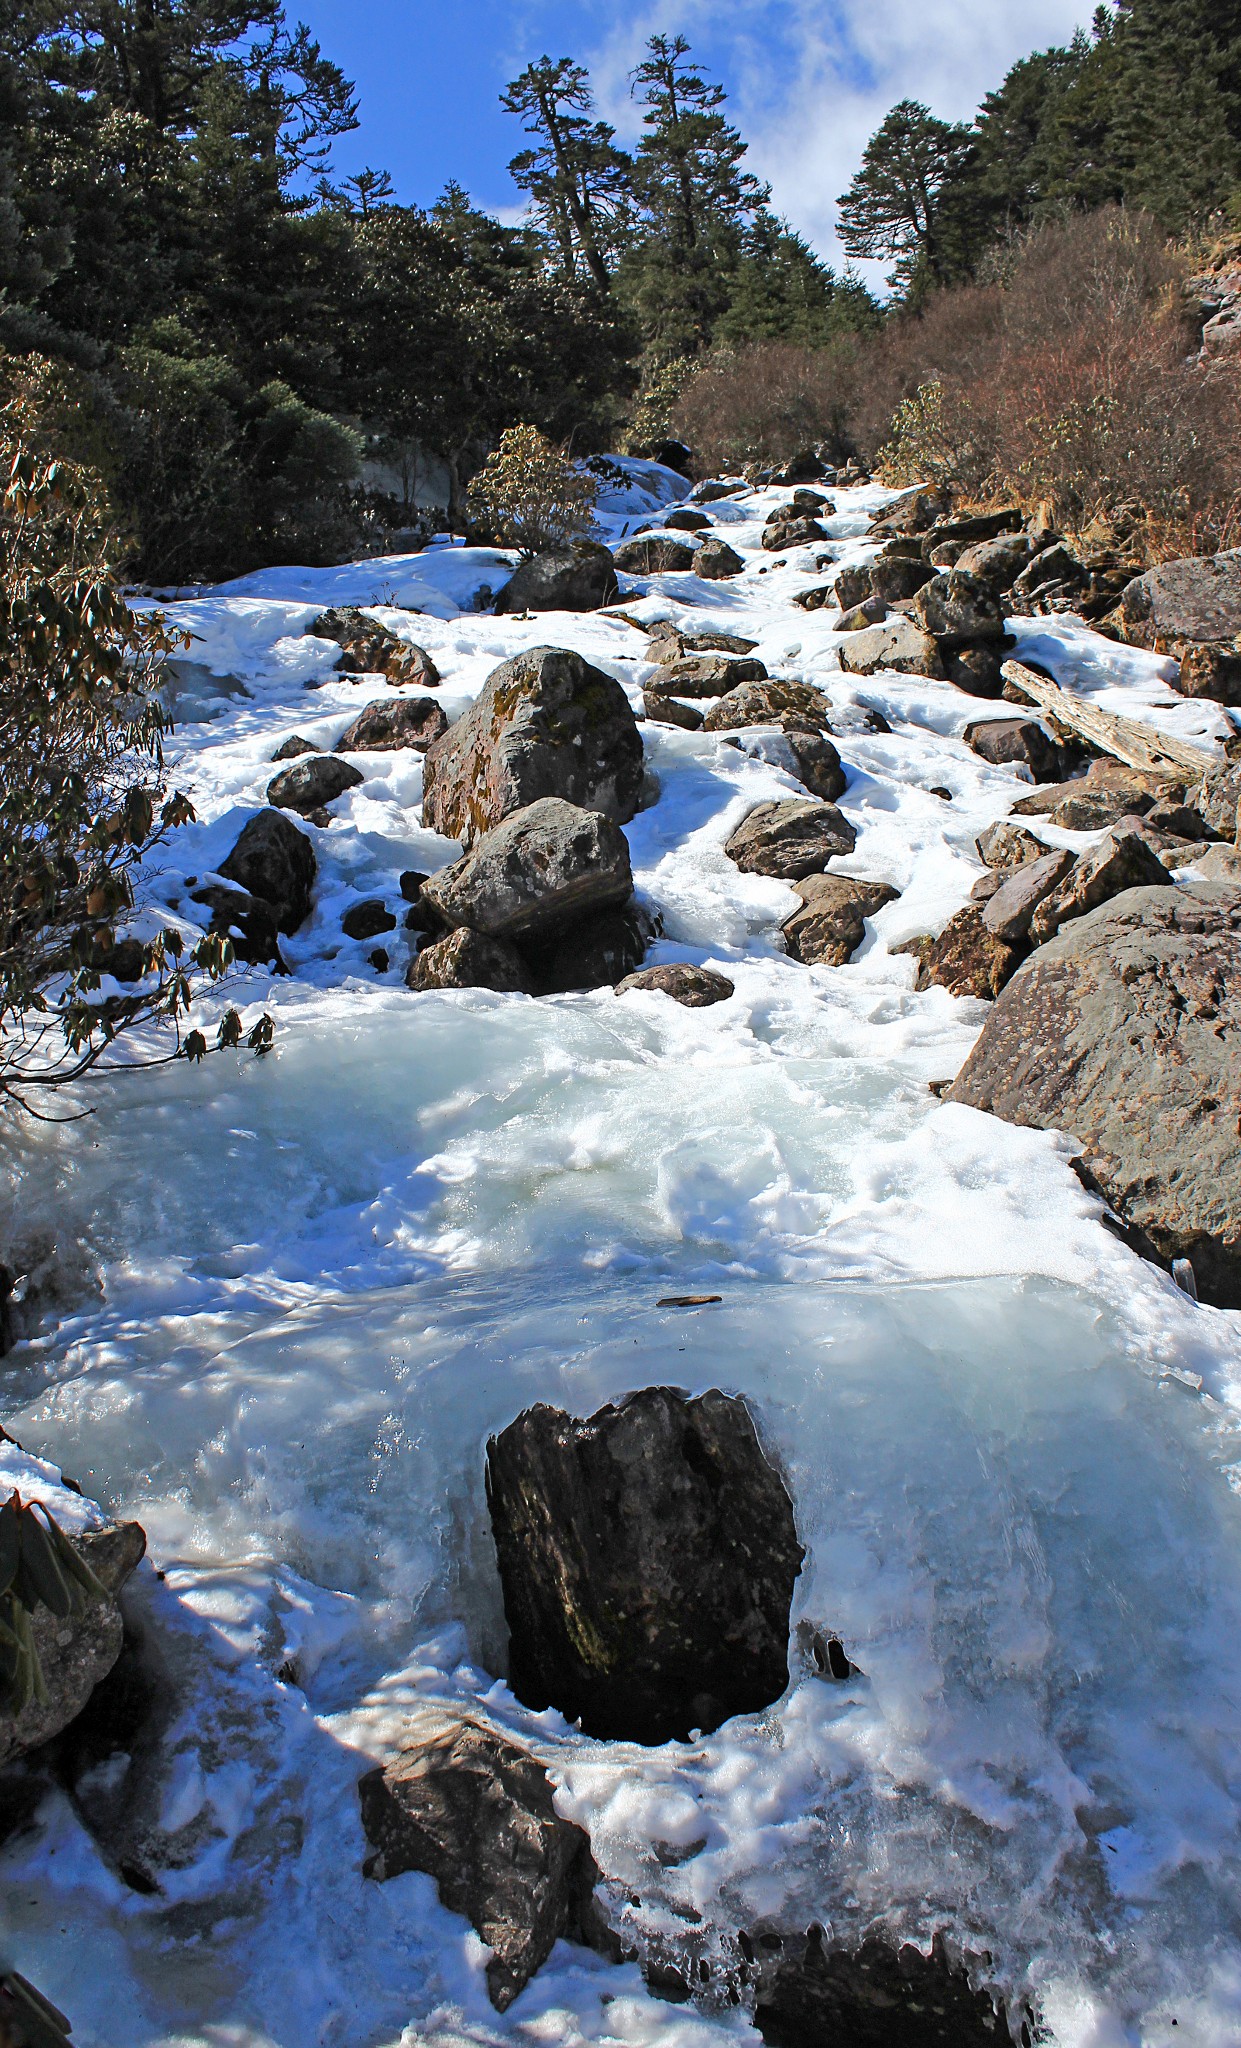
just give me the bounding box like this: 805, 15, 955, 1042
963, 717, 1061, 781
1120, 548, 1241, 651
762, 518, 826, 553
725, 800, 857, 880
219, 809, 317, 933
700, 680, 830, 733
1193, 843, 1241, 883
836, 618, 944, 679
752, 1928, 1009, 2048
613, 535, 697, 575
341, 899, 396, 941
838, 599, 888, 631
1173, 645, 1241, 705
647, 627, 759, 660
1012, 760, 1183, 830
334, 697, 448, 753
309, 608, 440, 689
266, 755, 364, 815
866, 484, 951, 537
527, 903, 649, 995
358, 1717, 611, 2011
922, 509, 1024, 551
782, 875, 899, 965
1028, 829, 1173, 944
643, 693, 704, 731
970, 870, 1005, 904
422, 647, 644, 846
692, 538, 746, 580
690, 480, 746, 504
493, 542, 619, 615
648, 654, 767, 701
779, 728, 848, 802
271, 734, 316, 761
485, 1386, 804, 1743
945, 646, 1006, 698
792, 584, 835, 613
832, 565, 872, 612
615, 963, 734, 1006
405, 928, 531, 994
904, 907, 1022, 1000
976, 821, 1046, 869
912, 571, 1006, 645
1194, 762, 1241, 840
190, 885, 285, 968
947, 883, 1241, 1305
981, 848, 1077, 944
662, 507, 711, 532
953, 533, 1035, 589
770, 451, 829, 485
1009, 543, 1088, 614
421, 799, 632, 941
870, 554, 935, 604
0, 1520, 146, 1770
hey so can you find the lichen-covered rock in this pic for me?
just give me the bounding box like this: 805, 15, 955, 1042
404, 928, 531, 994
782, 875, 899, 965
643, 692, 704, 730
1193, 761, 1241, 840
420, 799, 632, 941
218, 809, 316, 932
1120, 548, 1241, 651
953, 533, 1035, 590
486, 1386, 803, 1743
981, 847, 1077, 944
266, 755, 363, 815
700, 680, 830, 733
836, 617, 944, 679
761, 517, 827, 552
334, 697, 448, 753
947, 883, 1241, 1305
1173, 644, 1241, 705
831, 564, 872, 611
869, 554, 935, 604
692, 537, 745, 579
422, 647, 644, 846
359, 1716, 612, 2011
1027, 829, 1173, 944
904, 906, 1023, 1000
866, 484, 951, 537
648, 654, 767, 700
725, 799, 856, 880
493, 542, 619, 615
913, 571, 1007, 645
308, 608, 440, 688
976, 820, 1046, 869
527, 902, 649, 994
1011, 760, 1182, 832
615, 963, 735, 1006
0, 1520, 146, 1769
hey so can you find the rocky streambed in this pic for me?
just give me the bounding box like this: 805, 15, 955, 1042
4, 460, 1241, 2046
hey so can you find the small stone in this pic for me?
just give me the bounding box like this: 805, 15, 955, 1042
976, 821, 1046, 869
782, 874, 899, 965
341, 899, 397, 941
613, 534, 697, 574
643, 692, 704, 730
266, 755, 364, 815
615, 963, 735, 1006
271, 734, 316, 761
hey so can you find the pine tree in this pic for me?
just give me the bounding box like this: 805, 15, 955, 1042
501, 57, 631, 288
837, 100, 978, 296
715, 213, 880, 347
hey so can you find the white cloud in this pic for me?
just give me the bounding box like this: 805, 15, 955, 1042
578, 0, 1100, 279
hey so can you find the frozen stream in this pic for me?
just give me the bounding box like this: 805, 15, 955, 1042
3, 468, 1241, 2046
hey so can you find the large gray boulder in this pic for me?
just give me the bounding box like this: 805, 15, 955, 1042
493, 543, 619, 615
334, 697, 447, 752
913, 570, 1006, 645
700, 680, 830, 733
1120, 549, 1241, 650
218, 809, 316, 932
0, 1519, 146, 1769
486, 1387, 804, 1744
359, 1716, 612, 2011
725, 800, 856, 880
613, 534, 697, 575
947, 883, 1241, 1304
420, 799, 632, 941
422, 647, 644, 846
782, 875, 899, 965
266, 755, 363, 815
836, 617, 944, 679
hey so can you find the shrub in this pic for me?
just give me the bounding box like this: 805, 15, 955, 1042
467, 424, 599, 555
672, 341, 860, 475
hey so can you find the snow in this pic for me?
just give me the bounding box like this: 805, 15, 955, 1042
3, 471, 1241, 2048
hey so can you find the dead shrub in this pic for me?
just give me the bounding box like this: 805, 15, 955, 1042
672, 342, 861, 476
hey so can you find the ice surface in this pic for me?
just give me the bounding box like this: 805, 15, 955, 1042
2, 475, 1240, 2048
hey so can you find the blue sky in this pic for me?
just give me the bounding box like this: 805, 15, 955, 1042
293, 1, 1101, 269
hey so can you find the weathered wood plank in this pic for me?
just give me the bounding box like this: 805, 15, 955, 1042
1001, 659, 1212, 777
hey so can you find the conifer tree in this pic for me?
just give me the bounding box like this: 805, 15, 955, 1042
501, 57, 631, 288
837, 100, 977, 296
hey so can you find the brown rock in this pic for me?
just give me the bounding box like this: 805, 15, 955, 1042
701, 680, 830, 732
1173, 644, 1241, 705
1028, 829, 1173, 944
782, 874, 899, 965
335, 697, 448, 753
643, 693, 703, 731
725, 800, 856, 880
615, 963, 735, 1006
309, 608, 440, 689
975, 820, 1047, 869
613, 535, 697, 575
963, 717, 1061, 781
982, 848, 1077, 944
693, 538, 746, 579
906, 906, 1023, 1000
648, 654, 768, 700
0, 1520, 146, 1769
405, 928, 531, 993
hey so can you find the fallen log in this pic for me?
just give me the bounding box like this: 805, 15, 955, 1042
1001, 659, 1213, 777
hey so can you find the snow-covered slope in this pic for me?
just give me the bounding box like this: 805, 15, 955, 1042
3, 472, 1241, 2048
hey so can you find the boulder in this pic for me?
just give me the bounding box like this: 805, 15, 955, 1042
981, 848, 1077, 944
947, 883, 1241, 1305
219, 809, 317, 932
945, 646, 1005, 698
838, 599, 888, 631
836, 617, 944, 679
953, 534, 1035, 589
308, 608, 440, 689
866, 485, 951, 538
643, 693, 704, 731
1027, 829, 1173, 944
725, 800, 856, 880
922, 509, 1024, 551
903, 907, 1022, 1000
762, 518, 827, 553
770, 451, 830, 484
615, 963, 735, 1006
690, 480, 746, 504
334, 697, 448, 753
421, 799, 632, 941
271, 733, 315, 761
912, 571, 1006, 645
963, 717, 1061, 782
647, 627, 759, 660
341, 899, 396, 941
0, 1519, 146, 1770
782, 875, 899, 965
648, 654, 769, 701
792, 584, 835, 613
405, 928, 531, 994
870, 554, 935, 604
1173, 645, 1241, 705
662, 507, 711, 532
1193, 762, 1241, 839
692, 537, 746, 580
1194, 842, 1241, 883
780, 728, 848, 803
752, 1928, 1010, 2048
485, 1386, 804, 1743
359, 1717, 612, 2011
701, 680, 830, 733
527, 903, 649, 995
266, 755, 364, 815
1120, 548, 1241, 651
613, 535, 697, 575
493, 542, 619, 615
975, 821, 1046, 869
1011, 760, 1181, 831
190, 884, 285, 968
829, 565, 869, 612
1009, 544, 1089, 614
422, 647, 644, 846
